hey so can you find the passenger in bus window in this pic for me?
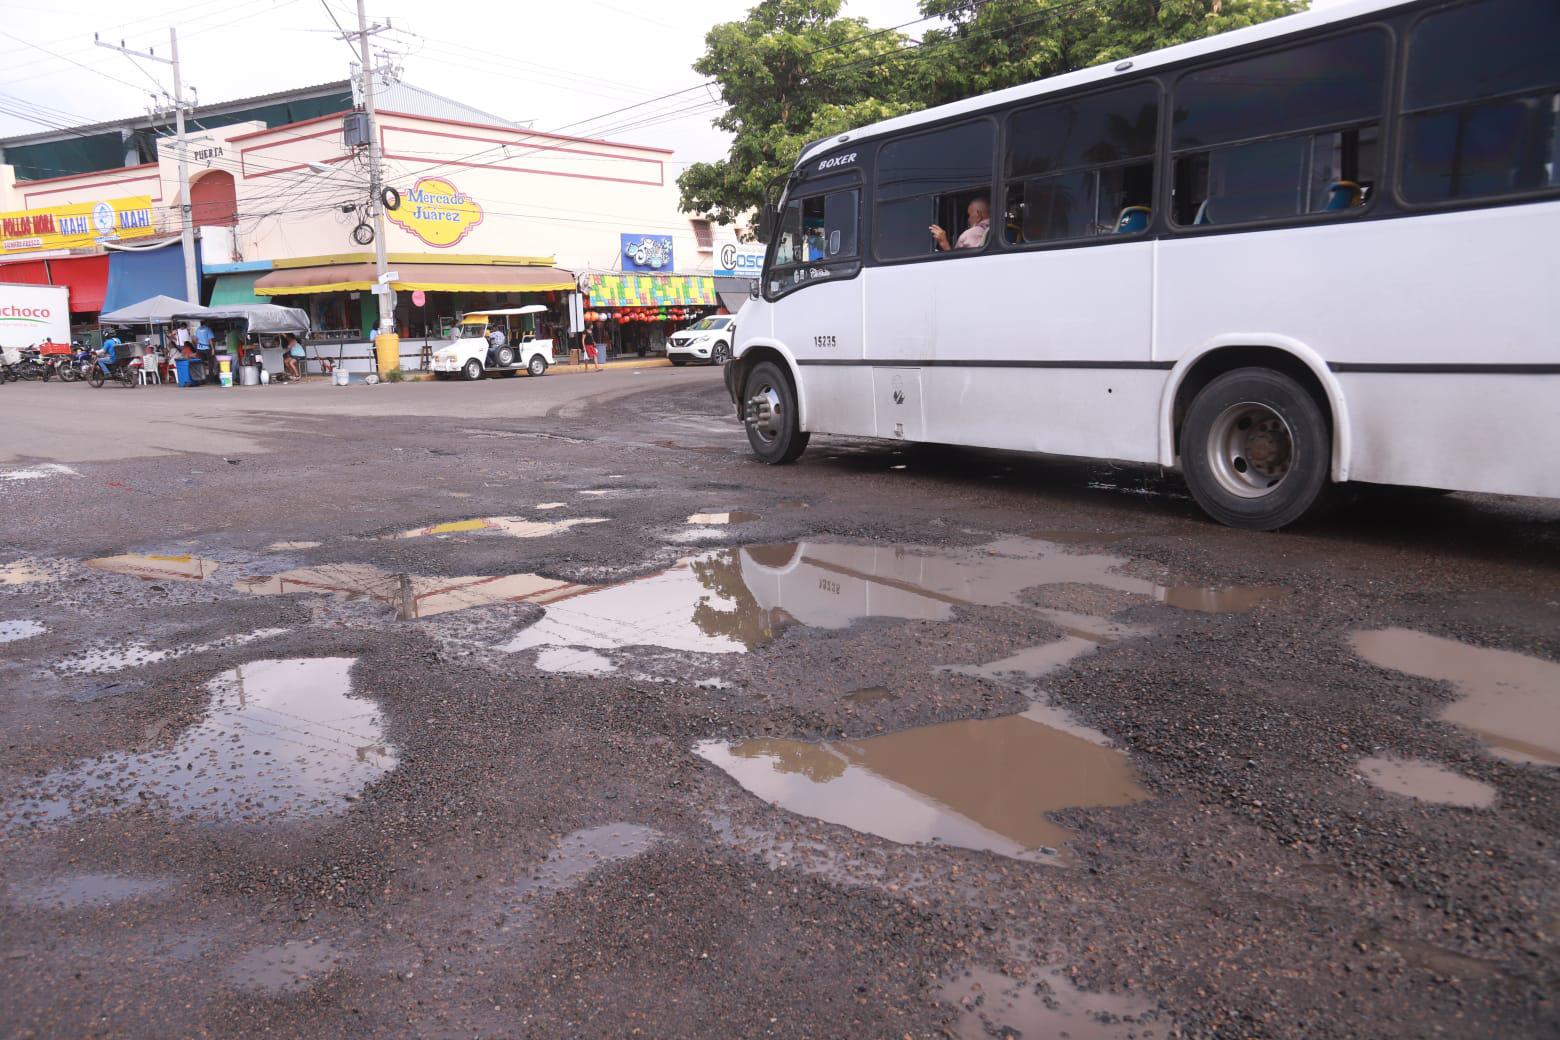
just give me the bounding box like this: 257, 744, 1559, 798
931, 196, 990, 251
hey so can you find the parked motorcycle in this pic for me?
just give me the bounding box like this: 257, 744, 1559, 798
58, 342, 93, 383
13, 345, 49, 382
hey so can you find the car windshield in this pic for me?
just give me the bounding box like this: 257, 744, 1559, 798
688, 317, 730, 331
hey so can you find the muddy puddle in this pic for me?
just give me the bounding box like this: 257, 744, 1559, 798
533, 646, 616, 676
1357, 756, 1496, 808
9, 657, 396, 826
1351, 628, 1559, 766
516, 823, 661, 903
536, 502, 568, 510
54, 626, 287, 676
266, 541, 321, 552
87, 553, 220, 582
0, 619, 45, 644
940, 965, 1168, 1040
390, 516, 607, 540
503, 538, 1273, 664
0, 561, 52, 586
236, 564, 591, 621
10, 873, 172, 909
226, 940, 345, 993
697, 712, 1148, 862
686, 511, 760, 525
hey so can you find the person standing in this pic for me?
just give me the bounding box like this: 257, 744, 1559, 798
580, 331, 602, 372
193, 321, 214, 383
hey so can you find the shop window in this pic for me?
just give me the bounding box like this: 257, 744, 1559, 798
691, 218, 714, 251
875, 120, 994, 260
767, 189, 859, 296
1004, 82, 1158, 243
1399, 0, 1560, 205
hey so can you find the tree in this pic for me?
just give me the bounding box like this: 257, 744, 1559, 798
676, 0, 920, 225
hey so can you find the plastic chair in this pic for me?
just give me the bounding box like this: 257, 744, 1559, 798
1114, 206, 1152, 234
135, 357, 158, 385
1324, 180, 1363, 211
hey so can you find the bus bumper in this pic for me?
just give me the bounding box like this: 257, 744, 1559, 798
723, 356, 743, 416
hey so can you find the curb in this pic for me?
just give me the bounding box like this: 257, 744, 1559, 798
393, 359, 673, 381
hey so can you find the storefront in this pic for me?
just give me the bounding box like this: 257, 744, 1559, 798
579, 272, 718, 358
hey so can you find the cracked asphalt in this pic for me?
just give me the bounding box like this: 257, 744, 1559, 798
0, 370, 1555, 1039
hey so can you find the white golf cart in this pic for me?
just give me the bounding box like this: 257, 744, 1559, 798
431, 305, 553, 380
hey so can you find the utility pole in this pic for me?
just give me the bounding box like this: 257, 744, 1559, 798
95, 30, 199, 304
350, 0, 394, 335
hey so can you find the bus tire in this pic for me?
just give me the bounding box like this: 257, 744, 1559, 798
1180, 367, 1330, 531
743, 360, 808, 465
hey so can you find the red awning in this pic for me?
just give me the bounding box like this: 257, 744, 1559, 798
0, 259, 50, 285
49, 255, 109, 312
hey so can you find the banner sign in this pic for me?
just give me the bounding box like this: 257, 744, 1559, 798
620, 233, 673, 272
388, 177, 484, 248
580, 273, 715, 308
715, 242, 765, 278
0, 196, 156, 255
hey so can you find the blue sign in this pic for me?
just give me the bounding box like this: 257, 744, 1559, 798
620, 233, 674, 272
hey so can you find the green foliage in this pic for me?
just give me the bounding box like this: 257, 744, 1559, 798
677, 0, 1303, 222
385, 368, 405, 383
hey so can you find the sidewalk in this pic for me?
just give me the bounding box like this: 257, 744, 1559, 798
399, 356, 671, 381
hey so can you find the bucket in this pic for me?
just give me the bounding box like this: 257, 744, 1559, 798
333, 368, 350, 386
239, 365, 259, 386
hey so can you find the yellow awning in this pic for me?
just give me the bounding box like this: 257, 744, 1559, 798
254, 262, 576, 296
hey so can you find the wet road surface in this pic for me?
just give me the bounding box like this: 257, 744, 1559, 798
1, 371, 1556, 1038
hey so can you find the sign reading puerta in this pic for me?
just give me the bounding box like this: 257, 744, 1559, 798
387, 177, 484, 248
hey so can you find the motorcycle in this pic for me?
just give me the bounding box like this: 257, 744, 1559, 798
13, 345, 50, 382
0, 346, 20, 382
60, 342, 93, 383
87, 349, 139, 389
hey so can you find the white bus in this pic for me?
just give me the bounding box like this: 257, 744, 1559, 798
723, 0, 1559, 529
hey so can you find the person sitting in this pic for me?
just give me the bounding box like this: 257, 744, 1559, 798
931, 196, 991, 252
283, 334, 305, 380
99, 327, 123, 377
486, 325, 507, 350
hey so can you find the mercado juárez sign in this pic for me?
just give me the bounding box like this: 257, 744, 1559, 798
387, 177, 484, 248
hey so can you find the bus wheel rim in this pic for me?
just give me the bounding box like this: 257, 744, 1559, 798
745, 384, 783, 443
1207, 402, 1293, 499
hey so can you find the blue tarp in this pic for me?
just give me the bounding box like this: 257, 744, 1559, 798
101, 242, 201, 315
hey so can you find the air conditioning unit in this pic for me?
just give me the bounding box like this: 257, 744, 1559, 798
342, 112, 372, 148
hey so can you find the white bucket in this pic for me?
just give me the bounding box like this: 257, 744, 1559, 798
333, 368, 350, 386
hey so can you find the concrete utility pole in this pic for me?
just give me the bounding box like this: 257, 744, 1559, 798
95, 30, 199, 304
352, 0, 394, 334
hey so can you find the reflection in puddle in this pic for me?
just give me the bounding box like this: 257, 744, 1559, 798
10, 873, 171, 909
516, 823, 661, 902
1357, 756, 1496, 808
1352, 628, 1559, 766
1157, 584, 1285, 613
266, 541, 321, 552
940, 966, 1168, 1040
391, 516, 607, 540
502, 538, 1275, 663
0, 619, 45, 643
697, 713, 1148, 862
0, 562, 52, 586
226, 940, 345, 993
955, 610, 1147, 685
55, 627, 288, 676
843, 686, 898, 706
9, 658, 396, 826
536, 502, 567, 510
237, 564, 592, 621
86, 553, 219, 582
533, 646, 616, 676
686, 511, 760, 525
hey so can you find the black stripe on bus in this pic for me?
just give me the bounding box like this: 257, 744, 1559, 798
1328, 363, 1560, 374
794, 358, 1175, 370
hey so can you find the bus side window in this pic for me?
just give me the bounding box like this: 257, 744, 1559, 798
1004, 81, 1159, 244
874, 120, 995, 260
1169, 28, 1387, 226
1399, 0, 1560, 205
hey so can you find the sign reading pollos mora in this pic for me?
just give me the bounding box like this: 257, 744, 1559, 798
1, 196, 155, 255
387, 177, 484, 248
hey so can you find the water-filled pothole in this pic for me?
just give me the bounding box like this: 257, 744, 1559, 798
9, 657, 396, 826
0, 561, 52, 586
686, 511, 760, 525
842, 686, 898, 706
0, 619, 45, 643
697, 712, 1148, 863
940, 965, 1169, 1040
1351, 628, 1559, 766
390, 516, 607, 540
1356, 756, 1496, 808
226, 940, 345, 993
54, 627, 287, 676
237, 564, 590, 621
516, 823, 661, 902
10, 873, 172, 909
86, 553, 219, 582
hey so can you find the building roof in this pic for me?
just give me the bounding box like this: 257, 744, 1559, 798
369, 83, 523, 130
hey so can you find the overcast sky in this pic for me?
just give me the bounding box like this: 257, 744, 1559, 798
0, 0, 925, 167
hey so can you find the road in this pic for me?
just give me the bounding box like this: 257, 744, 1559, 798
1, 369, 1556, 1039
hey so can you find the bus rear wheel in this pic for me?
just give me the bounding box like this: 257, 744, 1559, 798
1181, 367, 1330, 531
743, 360, 809, 464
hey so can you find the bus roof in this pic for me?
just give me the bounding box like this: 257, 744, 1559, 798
797, 0, 1416, 168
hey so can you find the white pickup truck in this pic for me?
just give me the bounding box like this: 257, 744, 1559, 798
430, 307, 553, 380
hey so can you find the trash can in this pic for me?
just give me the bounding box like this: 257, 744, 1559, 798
239, 365, 260, 386
175, 358, 195, 387
216, 353, 234, 388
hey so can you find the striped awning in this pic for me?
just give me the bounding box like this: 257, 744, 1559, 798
254, 263, 576, 296
580, 273, 716, 307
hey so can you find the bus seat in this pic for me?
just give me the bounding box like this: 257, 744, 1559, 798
1115, 206, 1151, 234
1324, 180, 1363, 211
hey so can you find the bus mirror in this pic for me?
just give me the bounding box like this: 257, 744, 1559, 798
748, 279, 760, 299
758, 202, 776, 244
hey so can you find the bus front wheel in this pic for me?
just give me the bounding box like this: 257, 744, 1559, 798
743, 361, 809, 464
1180, 367, 1330, 531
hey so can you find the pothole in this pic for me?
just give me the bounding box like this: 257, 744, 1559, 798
10, 873, 173, 909
86, 553, 220, 582
696, 712, 1149, 863
0, 619, 45, 643
686, 511, 760, 525
533, 646, 616, 676
842, 686, 898, 706
8, 657, 396, 827
389, 516, 608, 540
53, 627, 288, 676
1357, 756, 1496, 808
266, 541, 321, 551
226, 939, 345, 993
939, 965, 1169, 1039
516, 823, 662, 902
0, 561, 54, 586
236, 564, 591, 621
1351, 628, 1559, 766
